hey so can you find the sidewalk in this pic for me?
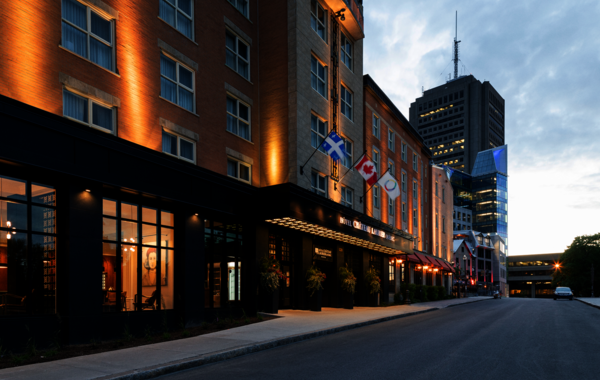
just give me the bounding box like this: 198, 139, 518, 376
576, 297, 600, 310
0, 297, 491, 380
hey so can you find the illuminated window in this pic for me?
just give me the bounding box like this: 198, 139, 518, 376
341, 33, 352, 70
373, 114, 380, 139
160, 53, 195, 112
310, 0, 326, 40
311, 114, 328, 154
226, 96, 251, 140
311, 56, 327, 98
341, 85, 353, 121
162, 130, 196, 163
228, 0, 248, 17
342, 138, 353, 168
226, 30, 250, 80
160, 0, 194, 39
227, 158, 251, 184
63, 89, 115, 134
388, 130, 395, 151
61, 0, 115, 70
341, 186, 353, 208
311, 171, 327, 197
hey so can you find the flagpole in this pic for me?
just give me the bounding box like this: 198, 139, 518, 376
338, 150, 367, 183
360, 168, 389, 204
299, 131, 333, 176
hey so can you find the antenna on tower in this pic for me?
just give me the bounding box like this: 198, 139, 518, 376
453, 11, 461, 79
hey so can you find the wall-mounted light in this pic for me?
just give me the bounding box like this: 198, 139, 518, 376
6, 221, 11, 228
85, 189, 91, 193
195, 213, 198, 216
6, 233, 11, 240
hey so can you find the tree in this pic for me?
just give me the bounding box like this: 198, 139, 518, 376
552, 233, 600, 297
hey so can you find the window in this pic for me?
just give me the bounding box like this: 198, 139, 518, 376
228, 0, 248, 17
401, 172, 407, 192
373, 185, 380, 209
341, 85, 353, 121
227, 158, 251, 183
436, 213, 439, 228
426, 215, 428, 228
61, 0, 114, 70
373, 148, 380, 174
342, 138, 353, 168
413, 209, 418, 227
341, 186, 353, 208
442, 187, 446, 202
442, 216, 446, 233
159, 0, 193, 39
226, 96, 251, 140
388, 160, 394, 177
413, 181, 418, 199
388, 197, 395, 226
389, 260, 395, 283
160, 53, 194, 112
388, 130, 395, 151
413, 153, 418, 171
311, 114, 328, 154
310, 0, 326, 40
102, 199, 175, 311
425, 190, 428, 203
311, 56, 327, 98
311, 171, 327, 197
63, 89, 115, 133
435, 180, 438, 196
401, 143, 407, 162
162, 130, 195, 162
226, 30, 250, 80
341, 33, 352, 70
402, 202, 407, 222
373, 114, 380, 139
0, 176, 57, 315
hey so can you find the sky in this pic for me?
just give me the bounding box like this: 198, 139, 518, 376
362, 0, 600, 256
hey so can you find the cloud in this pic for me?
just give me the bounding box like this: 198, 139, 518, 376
363, 0, 600, 255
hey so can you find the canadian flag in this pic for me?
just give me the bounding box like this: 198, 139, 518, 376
355, 154, 378, 186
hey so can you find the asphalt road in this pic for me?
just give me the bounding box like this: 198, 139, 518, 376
158, 298, 600, 380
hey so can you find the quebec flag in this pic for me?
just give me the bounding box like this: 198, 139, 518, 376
321, 131, 347, 161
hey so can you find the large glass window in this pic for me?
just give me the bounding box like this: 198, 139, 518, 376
226, 30, 250, 80
160, 53, 195, 112
61, 0, 114, 70
0, 176, 56, 316
205, 221, 244, 308
159, 0, 194, 39
102, 199, 174, 312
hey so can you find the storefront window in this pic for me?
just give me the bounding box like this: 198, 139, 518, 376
205, 221, 243, 308
102, 199, 174, 312
0, 176, 56, 315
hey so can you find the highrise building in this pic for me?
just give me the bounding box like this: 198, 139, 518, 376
408, 75, 505, 174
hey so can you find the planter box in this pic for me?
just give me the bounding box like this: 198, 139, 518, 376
262, 288, 279, 314
342, 291, 354, 310
368, 292, 380, 307
309, 288, 322, 312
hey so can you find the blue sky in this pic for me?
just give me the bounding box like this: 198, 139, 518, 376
362, 0, 600, 255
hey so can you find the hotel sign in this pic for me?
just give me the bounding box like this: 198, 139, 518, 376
340, 217, 395, 242
314, 247, 333, 262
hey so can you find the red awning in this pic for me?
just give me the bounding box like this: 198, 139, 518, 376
414, 253, 435, 266
442, 261, 456, 273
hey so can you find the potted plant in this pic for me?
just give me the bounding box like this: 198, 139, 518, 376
306, 266, 326, 311
339, 264, 356, 309
258, 256, 286, 314
365, 266, 381, 307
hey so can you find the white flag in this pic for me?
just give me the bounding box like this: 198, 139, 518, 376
376, 171, 401, 200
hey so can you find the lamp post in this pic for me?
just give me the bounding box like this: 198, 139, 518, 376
463, 255, 467, 298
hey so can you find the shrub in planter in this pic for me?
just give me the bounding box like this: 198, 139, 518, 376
306, 266, 326, 312
365, 266, 381, 306
437, 286, 447, 300
427, 285, 438, 301
258, 256, 287, 314
339, 264, 357, 309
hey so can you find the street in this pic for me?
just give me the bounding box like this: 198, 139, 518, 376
158, 299, 600, 380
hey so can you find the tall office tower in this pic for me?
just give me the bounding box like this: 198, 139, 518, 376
408, 75, 505, 174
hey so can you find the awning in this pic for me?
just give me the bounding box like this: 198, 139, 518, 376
442, 261, 456, 273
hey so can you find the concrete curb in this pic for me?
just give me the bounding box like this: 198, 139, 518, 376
576, 298, 600, 310
95, 307, 439, 380
444, 297, 495, 308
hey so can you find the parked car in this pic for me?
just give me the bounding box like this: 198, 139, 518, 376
493, 290, 501, 299
554, 287, 573, 300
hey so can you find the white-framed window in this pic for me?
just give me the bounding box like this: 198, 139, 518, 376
388, 160, 394, 177
373, 185, 380, 209
63, 88, 115, 134
341, 33, 352, 70
159, 0, 194, 39
226, 30, 250, 80
413, 153, 418, 171
413, 209, 418, 227
413, 181, 418, 199
162, 130, 195, 163
227, 157, 251, 183
372, 114, 380, 139
61, 0, 115, 71
311, 171, 327, 197
311, 114, 328, 154
228, 0, 248, 17
311, 56, 327, 98
401, 142, 407, 162
341, 85, 353, 121
160, 53, 195, 112
388, 197, 395, 226
373, 148, 380, 175
341, 186, 353, 208
310, 0, 326, 41
388, 129, 395, 151
226, 95, 251, 140
401, 172, 407, 192
342, 137, 353, 168
402, 202, 407, 222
